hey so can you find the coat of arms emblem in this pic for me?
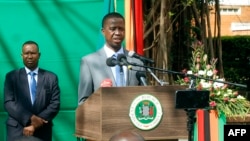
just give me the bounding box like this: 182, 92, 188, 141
129, 94, 163, 130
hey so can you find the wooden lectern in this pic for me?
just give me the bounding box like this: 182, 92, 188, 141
75, 86, 188, 141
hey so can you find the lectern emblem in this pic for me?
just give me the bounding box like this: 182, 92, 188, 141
129, 94, 163, 130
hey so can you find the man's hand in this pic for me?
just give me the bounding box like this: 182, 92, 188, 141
23, 125, 35, 136
100, 78, 113, 87
31, 115, 48, 129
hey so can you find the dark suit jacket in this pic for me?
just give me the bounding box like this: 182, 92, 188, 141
4, 68, 60, 141
78, 47, 145, 105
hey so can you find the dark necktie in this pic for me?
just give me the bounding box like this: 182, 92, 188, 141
113, 54, 124, 86
29, 72, 37, 105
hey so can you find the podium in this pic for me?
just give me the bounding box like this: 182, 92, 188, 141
75, 86, 188, 141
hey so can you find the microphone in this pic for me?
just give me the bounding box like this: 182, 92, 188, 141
128, 51, 154, 64
117, 54, 129, 66
136, 71, 147, 86
106, 57, 119, 67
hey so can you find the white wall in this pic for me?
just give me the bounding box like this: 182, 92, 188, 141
220, 0, 250, 5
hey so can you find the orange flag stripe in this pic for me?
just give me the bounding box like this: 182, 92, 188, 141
209, 110, 219, 141
125, 0, 134, 51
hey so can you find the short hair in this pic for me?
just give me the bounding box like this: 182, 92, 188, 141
22, 40, 39, 51
101, 12, 124, 28
22, 40, 39, 48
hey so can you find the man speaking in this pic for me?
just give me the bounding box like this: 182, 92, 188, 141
77, 12, 145, 105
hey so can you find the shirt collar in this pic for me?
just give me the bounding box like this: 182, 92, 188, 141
104, 44, 124, 58
25, 67, 39, 75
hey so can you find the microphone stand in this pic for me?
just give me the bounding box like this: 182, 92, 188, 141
147, 68, 165, 86
141, 61, 168, 86
123, 66, 129, 86
185, 75, 198, 141
129, 62, 247, 88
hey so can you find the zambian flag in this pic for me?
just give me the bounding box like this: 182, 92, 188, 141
124, 0, 144, 55
194, 110, 226, 141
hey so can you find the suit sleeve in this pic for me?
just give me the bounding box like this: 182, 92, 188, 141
4, 71, 33, 126
78, 57, 93, 105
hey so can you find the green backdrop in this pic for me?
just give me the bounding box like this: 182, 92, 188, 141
0, 0, 124, 140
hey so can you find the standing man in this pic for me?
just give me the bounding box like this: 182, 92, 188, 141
78, 12, 145, 105
4, 40, 60, 141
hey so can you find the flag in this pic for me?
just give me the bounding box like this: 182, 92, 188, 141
195, 110, 226, 141
125, 0, 144, 55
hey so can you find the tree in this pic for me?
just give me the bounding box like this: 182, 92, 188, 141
142, 0, 223, 85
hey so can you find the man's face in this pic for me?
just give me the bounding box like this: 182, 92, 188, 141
21, 43, 40, 70
102, 17, 125, 51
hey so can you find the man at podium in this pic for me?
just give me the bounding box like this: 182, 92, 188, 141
78, 12, 145, 105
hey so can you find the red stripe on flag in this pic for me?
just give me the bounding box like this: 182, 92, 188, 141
197, 109, 205, 141
134, 0, 144, 55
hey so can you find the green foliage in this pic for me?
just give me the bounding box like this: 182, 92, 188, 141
176, 39, 250, 117
221, 36, 250, 85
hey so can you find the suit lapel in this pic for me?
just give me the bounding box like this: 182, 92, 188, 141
19, 68, 33, 105
98, 48, 116, 83
36, 69, 45, 102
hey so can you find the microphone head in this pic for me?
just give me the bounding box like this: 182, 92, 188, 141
106, 57, 117, 67
128, 51, 136, 57
117, 54, 127, 61
117, 54, 129, 66
128, 51, 154, 64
